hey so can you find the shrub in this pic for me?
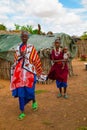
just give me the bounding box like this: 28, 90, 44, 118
80, 54, 87, 61
0, 24, 7, 30
77, 126, 87, 130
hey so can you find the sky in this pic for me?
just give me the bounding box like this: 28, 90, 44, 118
0, 0, 87, 36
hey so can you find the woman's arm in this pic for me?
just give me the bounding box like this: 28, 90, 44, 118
53, 59, 67, 62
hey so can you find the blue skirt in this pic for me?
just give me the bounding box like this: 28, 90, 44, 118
56, 80, 67, 88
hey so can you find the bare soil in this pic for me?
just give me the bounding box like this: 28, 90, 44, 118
0, 58, 87, 130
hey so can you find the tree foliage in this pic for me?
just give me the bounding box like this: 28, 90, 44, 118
0, 24, 7, 30
80, 32, 87, 40
14, 24, 42, 34
14, 24, 20, 30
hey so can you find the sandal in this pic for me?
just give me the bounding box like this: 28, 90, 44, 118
57, 93, 62, 98
64, 94, 68, 99
32, 102, 38, 111
18, 113, 26, 120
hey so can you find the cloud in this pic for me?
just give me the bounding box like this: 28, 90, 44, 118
81, 0, 87, 8
0, 0, 87, 36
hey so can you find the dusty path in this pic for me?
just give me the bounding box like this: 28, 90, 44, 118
0, 59, 87, 130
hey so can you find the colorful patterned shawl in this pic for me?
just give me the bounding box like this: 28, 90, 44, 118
10, 43, 42, 90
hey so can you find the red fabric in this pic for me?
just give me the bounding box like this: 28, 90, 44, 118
48, 49, 68, 82
20, 45, 26, 52
10, 59, 34, 90
10, 44, 34, 90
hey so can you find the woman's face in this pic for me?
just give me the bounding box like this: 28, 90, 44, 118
21, 33, 28, 44
55, 41, 60, 48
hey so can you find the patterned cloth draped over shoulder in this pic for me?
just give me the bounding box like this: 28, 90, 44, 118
10, 43, 42, 91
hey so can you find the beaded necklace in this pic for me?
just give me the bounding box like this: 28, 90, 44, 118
54, 48, 61, 56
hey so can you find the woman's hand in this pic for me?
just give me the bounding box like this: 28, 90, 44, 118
20, 51, 26, 57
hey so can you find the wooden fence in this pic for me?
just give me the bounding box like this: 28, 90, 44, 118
0, 58, 11, 79
76, 39, 87, 58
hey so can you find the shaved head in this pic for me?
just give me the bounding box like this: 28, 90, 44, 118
21, 31, 29, 37
21, 31, 29, 44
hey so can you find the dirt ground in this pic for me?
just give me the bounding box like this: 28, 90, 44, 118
0, 58, 87, 130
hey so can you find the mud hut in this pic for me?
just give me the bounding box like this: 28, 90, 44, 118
0, 33, 77, 80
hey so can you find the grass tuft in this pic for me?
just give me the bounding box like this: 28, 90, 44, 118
35, 90, 49, 94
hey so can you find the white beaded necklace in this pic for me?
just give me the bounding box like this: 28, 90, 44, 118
54, 47, 61, 56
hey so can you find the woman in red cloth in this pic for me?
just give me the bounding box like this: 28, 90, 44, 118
10, 31, 42, 119
48, 38, 69, 98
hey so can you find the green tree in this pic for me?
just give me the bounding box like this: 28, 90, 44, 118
20, 25, 27, 31
32, 29, 38, 34
14, 24, 20, 30
26, 25, 33, 33
0, 24, 7, 30
14, 24, 42, 34
80, 32, 87, 40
